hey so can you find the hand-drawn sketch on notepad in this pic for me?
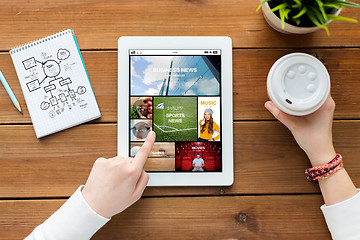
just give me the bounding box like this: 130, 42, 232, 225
10, 30, 101, 138
22, 48, 88, 116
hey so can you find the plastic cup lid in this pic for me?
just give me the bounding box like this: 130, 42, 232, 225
267, 53, 330, 116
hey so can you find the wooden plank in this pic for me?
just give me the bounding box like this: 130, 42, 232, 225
234, 49, 360, 120
1, 0, 360, 50
0, 195, 331, 239
1, 48, 360, 123
1, 121, 360, 198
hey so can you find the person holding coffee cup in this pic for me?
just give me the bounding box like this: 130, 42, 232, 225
24, 52, 359, 239
265, 95, 360, 240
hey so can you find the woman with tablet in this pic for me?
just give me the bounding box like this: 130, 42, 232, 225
25, 94, 360, 239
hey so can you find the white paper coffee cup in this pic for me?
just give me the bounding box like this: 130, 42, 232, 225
267, 53, 330, 116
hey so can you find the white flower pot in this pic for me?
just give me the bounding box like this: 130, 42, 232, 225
260, 0, 341, 34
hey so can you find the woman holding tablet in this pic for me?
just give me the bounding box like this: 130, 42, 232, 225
25, 96, 359, 239
198, 108, 221, 141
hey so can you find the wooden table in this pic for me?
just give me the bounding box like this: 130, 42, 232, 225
1, 1, 360, 239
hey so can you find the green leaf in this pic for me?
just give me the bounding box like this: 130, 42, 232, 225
279, 8, 291, 28
293, 18, 301, 25
322, 3, 341, 10
291, 0, 302, 8
292, 6, 307, 19
293, 0, 302, 6
307, 9, 330, 36
256, 0, 271, 12
316, 0, 328, 22
307, 10, 323, 27
280, 8, 286, 28
270, 3, 289, 13
327, 14, 358, 23
332, 0, 360, 8
309, 5, 327, 24
283, 8, 291, 19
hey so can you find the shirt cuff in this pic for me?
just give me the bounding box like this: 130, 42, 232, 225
26, 185, 110, 240
321, 189, 360, 240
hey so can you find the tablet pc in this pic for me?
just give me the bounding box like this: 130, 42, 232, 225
118, 36, 233, 186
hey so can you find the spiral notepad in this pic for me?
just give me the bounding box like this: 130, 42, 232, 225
10, 29, 101, 138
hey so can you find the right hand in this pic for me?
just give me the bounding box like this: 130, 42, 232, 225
82, 131, 156, 218
200, 119, 205, 125
265, 95, 336, 166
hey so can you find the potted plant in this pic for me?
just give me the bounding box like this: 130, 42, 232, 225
257, 0, 360, 35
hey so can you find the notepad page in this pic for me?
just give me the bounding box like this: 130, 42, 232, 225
10, 30, 101, 138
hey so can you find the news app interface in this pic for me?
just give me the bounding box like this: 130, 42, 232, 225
129, 49, 222, 172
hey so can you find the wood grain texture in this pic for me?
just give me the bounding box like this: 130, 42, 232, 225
2, 48, 360, 123
234, 48, 360, 120
1, 0, 359, 237
144, 158, 175, 171
1, 121, 359, 198
0, 195, 331, 240
0, 0, 360, 50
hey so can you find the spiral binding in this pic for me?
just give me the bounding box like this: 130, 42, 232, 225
9, 29, 72, 55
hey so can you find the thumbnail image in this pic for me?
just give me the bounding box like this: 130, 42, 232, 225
130, 97, 153, 119
130, 119, 152, 141
130, 142, 175, 171
175, 142, 221, 172
198, 97, 220, 141
130, 55, 220, 96
153, 97, 197, 141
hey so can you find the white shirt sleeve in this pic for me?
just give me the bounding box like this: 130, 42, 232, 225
25, 185, 110, 240
321, 189, 360, 240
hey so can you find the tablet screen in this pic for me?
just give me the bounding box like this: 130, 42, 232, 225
129, 49, 222, 172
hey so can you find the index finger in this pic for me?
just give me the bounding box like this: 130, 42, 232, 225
134, 131, 156, 167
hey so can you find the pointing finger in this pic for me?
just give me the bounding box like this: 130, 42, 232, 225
134, 131, 156, 167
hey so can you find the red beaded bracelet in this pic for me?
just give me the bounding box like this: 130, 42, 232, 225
305, 154, 343, 182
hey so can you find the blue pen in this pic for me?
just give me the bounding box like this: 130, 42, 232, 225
0, 70, 22, 113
